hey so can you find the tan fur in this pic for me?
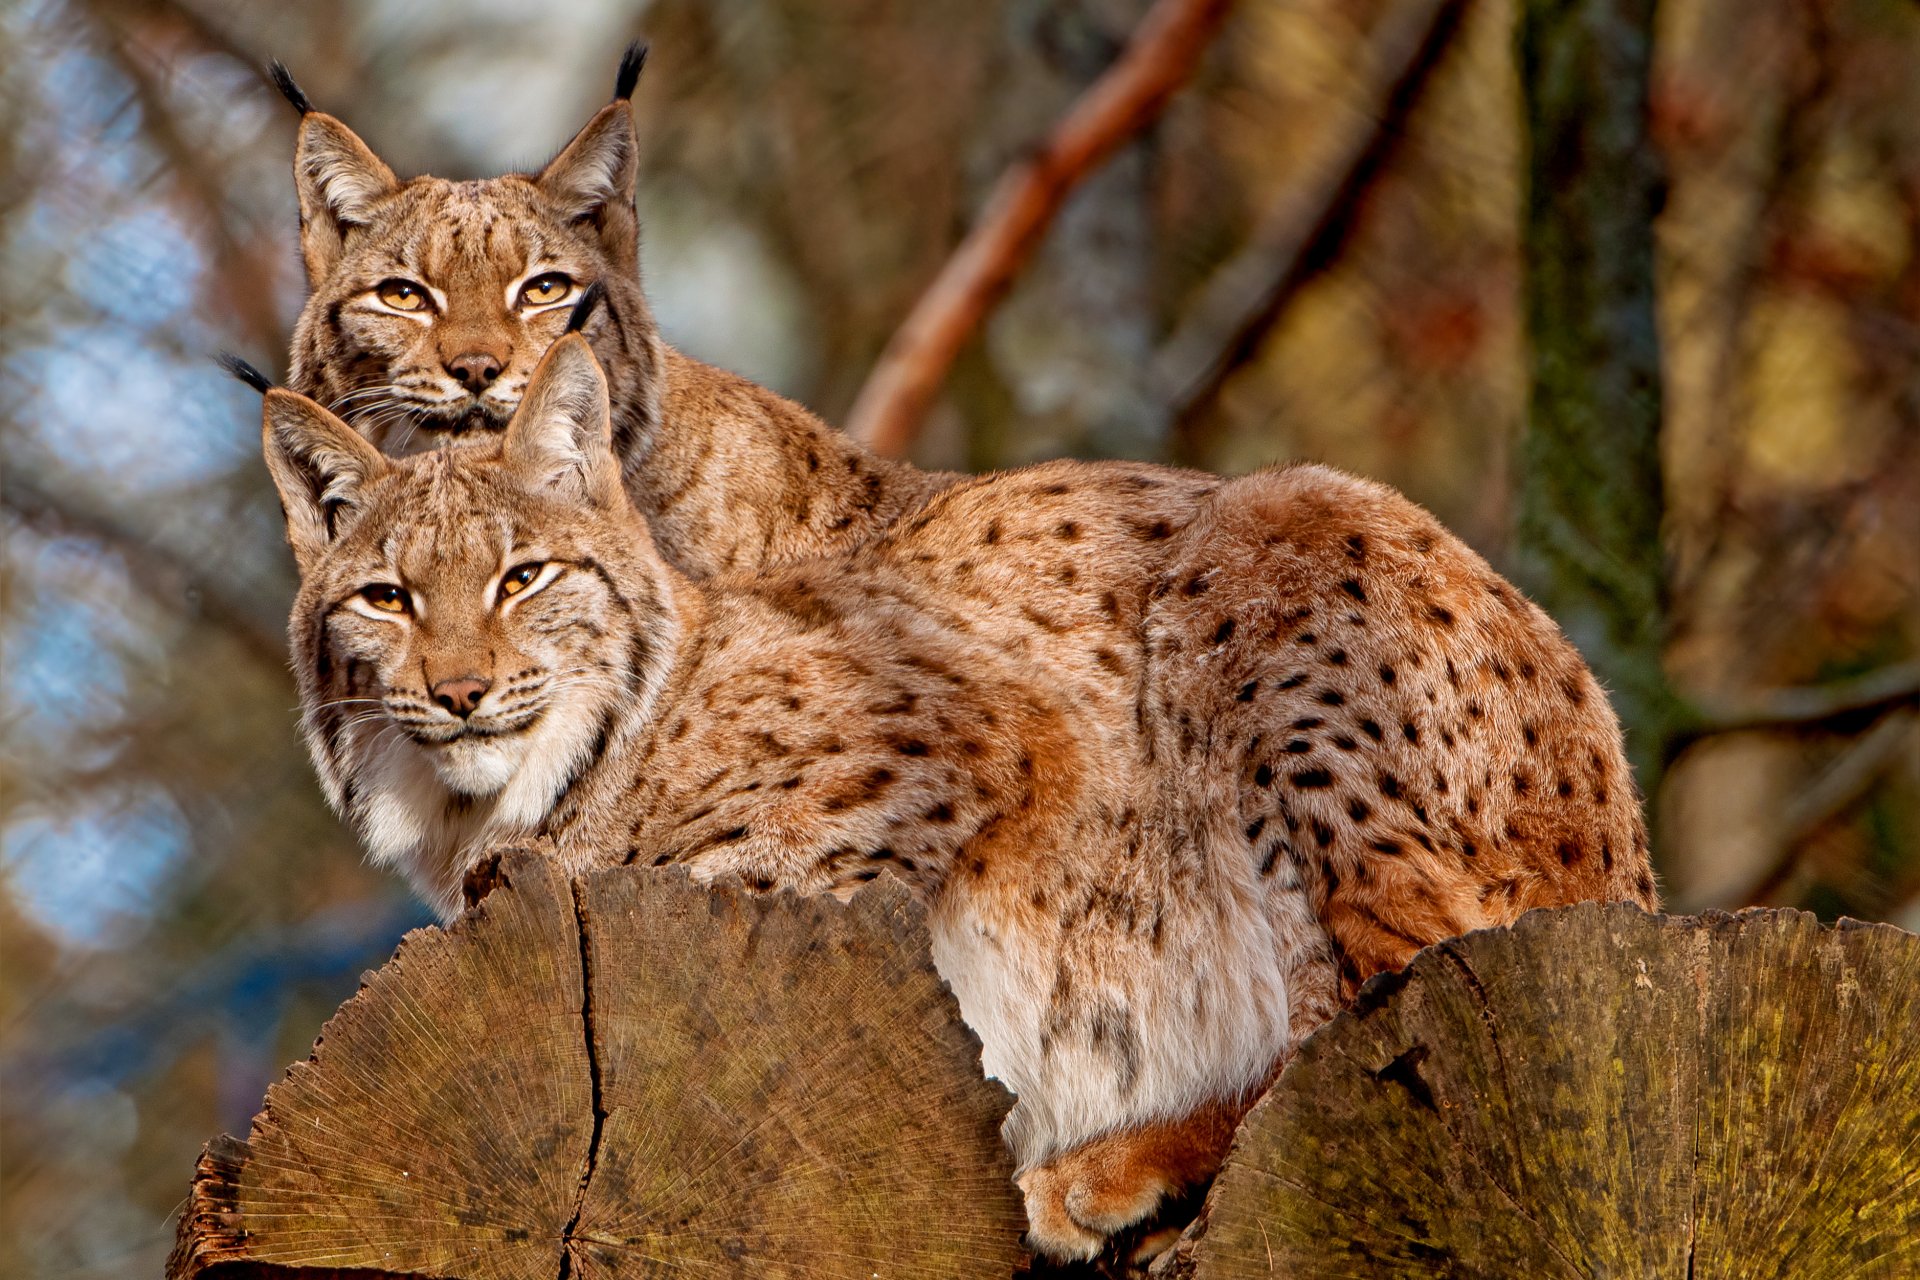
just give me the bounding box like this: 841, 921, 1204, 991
264, 336, 1653, 1261
286, 88, 954, 581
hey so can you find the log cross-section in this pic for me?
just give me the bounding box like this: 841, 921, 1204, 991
168, 856, 1030, 1279
1170, 903, 1920, 1278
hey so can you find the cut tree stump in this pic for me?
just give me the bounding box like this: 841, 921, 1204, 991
167, 855, 1029, 1279
1167, 903, 1920, 1278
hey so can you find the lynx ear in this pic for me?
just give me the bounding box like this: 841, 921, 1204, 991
536, 102, 637, 262
294, 113, 400, 283
503, 334, 623, 507
262, 390, 391, 568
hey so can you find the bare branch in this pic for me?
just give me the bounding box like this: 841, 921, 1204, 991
1719, 710, 1914, 908
1153, 0, 1474, 433
846, 0, 1236, 458
1670, 661, 1920, 756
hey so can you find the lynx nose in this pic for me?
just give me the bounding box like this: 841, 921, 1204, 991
431, 676, 492, 719
445, 351, 503, 392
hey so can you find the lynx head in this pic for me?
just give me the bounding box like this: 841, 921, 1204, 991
263, 333, 678, 912
281, 46, 663, 469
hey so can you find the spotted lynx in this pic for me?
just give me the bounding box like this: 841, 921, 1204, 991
275, 48, 951, 581
256, 332, 1654, 1262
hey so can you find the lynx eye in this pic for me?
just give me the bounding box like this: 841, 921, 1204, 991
518, 273, 574, 308
375, 279, 430, 313
499, 562, 546, 600
360, 583, 411, 614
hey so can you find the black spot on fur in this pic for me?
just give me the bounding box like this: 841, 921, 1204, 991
1327, 649, 1349, 666
1292, 717, 1324, 731
1345, 534, 1366, 560
1378, 772, 1403, 800
1318, 688, 1346, 707
1313, 821, 1335, 848
1340, 578, 1368, 603
1237, 681, 1259, 702
1291, 768, 1334, 790
1360, 719, 1383, 741
1254, 763, 1274, 787
1379, 664, 1397, 686
1277, 673, 1309, 690
1213, 618, 1237, 644
1558, 840, 1582, 866
1285, 739, 1312, 754
1348, 799, 1371, 822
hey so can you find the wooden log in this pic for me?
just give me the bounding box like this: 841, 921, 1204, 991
1167, 903, 1920, 1278
168, 855, 1029, 1279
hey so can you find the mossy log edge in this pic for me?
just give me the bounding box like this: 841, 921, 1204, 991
1163, 902, 1920, 1278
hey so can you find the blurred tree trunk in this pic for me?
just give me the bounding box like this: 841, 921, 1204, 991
1513, 0, 1679, 836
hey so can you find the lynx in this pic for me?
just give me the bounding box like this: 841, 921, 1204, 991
275, 48, 951, 581
257, 334, 1654, 1262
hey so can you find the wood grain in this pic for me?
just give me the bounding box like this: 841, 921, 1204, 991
169, 854, 1027, 1279
1172, 903, 1920, 1278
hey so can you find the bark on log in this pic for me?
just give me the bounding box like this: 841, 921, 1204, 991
167, 855, 1028, 1279
1168, 903, 1920, 1278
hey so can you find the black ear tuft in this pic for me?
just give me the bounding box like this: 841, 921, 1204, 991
613, 41, 648, 101
566, 280, 609, 334
216, 352, 277, 395
266, 60, 314, 115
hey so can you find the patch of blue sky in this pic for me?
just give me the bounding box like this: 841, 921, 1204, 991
68, 205, 202, 329
2, 536, 151, 756
23, 325, 253, 490
2, 785, 190, 948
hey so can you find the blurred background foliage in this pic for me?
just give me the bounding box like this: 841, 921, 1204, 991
1, 0, 1915, 1274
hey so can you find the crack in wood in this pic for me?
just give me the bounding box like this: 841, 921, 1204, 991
557, 875, 609, 1280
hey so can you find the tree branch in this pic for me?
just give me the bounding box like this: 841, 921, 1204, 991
846, 0, 1235, 458
1669, 661, 1920, 757
1153, 0, 1474, 436
1718, 709, 1914, 908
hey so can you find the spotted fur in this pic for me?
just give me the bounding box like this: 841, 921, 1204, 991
264, 335, 1654, 1262
282, 59, 951, 580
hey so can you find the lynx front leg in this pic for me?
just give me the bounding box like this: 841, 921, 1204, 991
1017, 1100, 1244, 1263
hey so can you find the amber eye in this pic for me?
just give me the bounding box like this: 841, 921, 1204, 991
375, 279, 430, 312
518, 273, 574, 308
499, 562, 545, 600
361, 583, 411, 614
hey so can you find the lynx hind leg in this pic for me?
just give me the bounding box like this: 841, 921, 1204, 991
1017, 1102, 1244, 1262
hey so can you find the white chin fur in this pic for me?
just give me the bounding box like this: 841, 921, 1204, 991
430, 736, 525, 795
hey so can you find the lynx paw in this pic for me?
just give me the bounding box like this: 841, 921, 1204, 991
1017, 1145, 1173, 1261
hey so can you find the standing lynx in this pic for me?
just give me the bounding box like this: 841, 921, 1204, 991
257, 335, 1654, 1262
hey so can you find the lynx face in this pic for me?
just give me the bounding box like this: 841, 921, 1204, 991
265, 336, 675, 908
286, 83, 662, 462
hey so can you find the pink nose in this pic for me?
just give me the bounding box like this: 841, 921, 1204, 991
431, 676, 491, 718
445, 351, 503, 392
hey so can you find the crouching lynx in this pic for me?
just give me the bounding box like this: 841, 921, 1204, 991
257, 333, 1654, 1262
